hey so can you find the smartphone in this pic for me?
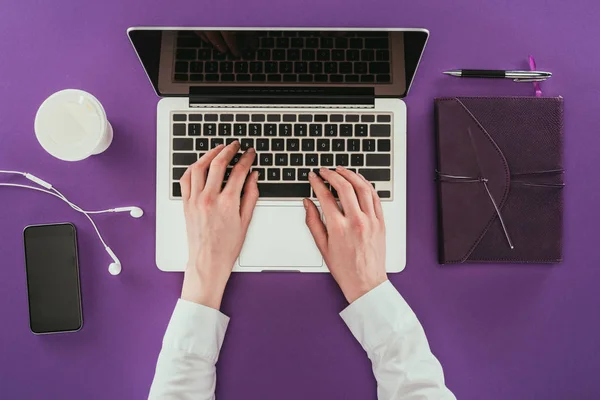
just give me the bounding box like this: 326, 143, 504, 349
23, 223, 83, 334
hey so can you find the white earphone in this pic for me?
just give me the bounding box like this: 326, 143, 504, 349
0, 170, 143, 276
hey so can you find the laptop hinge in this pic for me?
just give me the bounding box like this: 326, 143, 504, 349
189, 86, 374, 108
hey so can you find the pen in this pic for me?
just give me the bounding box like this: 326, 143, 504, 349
443, 69, 552, 82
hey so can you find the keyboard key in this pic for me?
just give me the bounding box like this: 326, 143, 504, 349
268, 74, 282, 82
275, 153, 288, 166
298, 169, 310, 181
306, 37, 319, 48
219, 124, 232, 136
265, 62, 278, 73
305, 154, 319, 166
230, 153, 242, 166
294, 124, 308, 136
317, 139, 330, 151
176, 49, 196, 60
320, 154, 334, 166
205, 74, 219, 82
324, 62, 337, 73
173, 152, 197, 165
299, 74, 312, 82
175, 62, 188, 73
174, 74, 188, 82
261, 38, 274, 48
317, 49, 330, 61
309, 124, 322, 136
370, 62, 390, 74
283, 168, 295, 181
173, 123, 186, 136
330, 74, 344, 83
370, 124, 391, 137
173, 114, 187, 121
236, 115, 250, 122
299, 114, 312, 122
200, 123, 214, 136
252, 114, 266, 122
235, 62, 249, 73
190, 62, 203, 73
361, 114, 375, 122
377, 115, 391, 122
332, 49, 345, 61
350, 38, 362, 48
279, 124, 292, 136
282, 114, 296, 122
267, 114, 281, 122
272, 139, 285, 151
355, 124, 368, 137
190, 74, 204, 82
315, 115, 328, 122
249, 124, 262, 136
377, 190, 391, 199
345, 115, 360, 122
350, 154, 364, 166
205, 114, 218, 122
234, 124, 247, 136
332, 139, 345, 151
378, 139, 391, 152
198, 49, 212, 59
211, 138, 224, 148
361, 49, 375, 61
185, 123, 200, 136
256, 139, 269, 151
325, 124, 338, 137
335, 154, 349, 166
196, 138, 209, 151
315, 74, 328, 82
377, 74, 391, 83
173, 167, 187, 180
267, 168, 281, 181
283, 74, 297, 82
363, 139, 376, 152
359, 168, 390, 181
376, 50, 390, 61
291, 37, 303, 47
339, 62, 353, 73
366, 154, 390, 166
345, 75, 359, 83
348, 139, 361, 152
205, 62, 219, 73
295, 61, 308, 73
309, 62, 323, 74
321, 37, 334, 48
335, 38, 348, 48
287, 139, 300, 151
257, 49, 271, 60
253, 168, 266, 181
257, 183, 311, 197
261, 153, 273, 166
330, 115, 343, 122
173, 182, 181, 197
354, 61, 368, 73
365, 38, 389, 49
346, 50, 360, 61
273, 49, 286, 60
302, 139, 315, 151
220, 114, 234, 122
264, 124, 277, 136
288, 49, 301, 60
340, 124, 353, 137
226, 138, 237, 145
291, 153, 303, 165
280, 62, 293, 74
250, 62, 263, 73
189, 114, 203, 121
241, 139, 254, 151
252, 74, 266, 82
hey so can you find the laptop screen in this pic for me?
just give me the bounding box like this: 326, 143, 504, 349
128, 28, 428, 98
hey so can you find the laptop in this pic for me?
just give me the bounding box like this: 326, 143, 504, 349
128, 27, 429, 273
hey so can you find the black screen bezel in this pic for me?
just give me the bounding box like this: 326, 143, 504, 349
23, 223, 83, 334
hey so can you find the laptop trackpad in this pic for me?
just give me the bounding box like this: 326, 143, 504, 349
239, 206, 323, 268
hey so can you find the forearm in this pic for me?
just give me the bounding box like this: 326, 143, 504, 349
340, 281, 455, 400
149, 299, 229, 400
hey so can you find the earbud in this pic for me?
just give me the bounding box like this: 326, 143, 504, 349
113, 206, 144, 218
105, 247, 122, 275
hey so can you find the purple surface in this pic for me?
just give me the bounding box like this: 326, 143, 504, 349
1, 1, 599, 399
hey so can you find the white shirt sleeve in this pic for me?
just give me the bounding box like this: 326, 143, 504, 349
148, 299, 229, 400
340, 280, 456, 400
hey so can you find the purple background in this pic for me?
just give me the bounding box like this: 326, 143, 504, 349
1, 0, 599, 399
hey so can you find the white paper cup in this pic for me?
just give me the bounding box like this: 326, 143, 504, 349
34, 89, 113, 161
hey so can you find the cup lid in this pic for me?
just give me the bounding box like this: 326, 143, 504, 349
34, 89, 108, 161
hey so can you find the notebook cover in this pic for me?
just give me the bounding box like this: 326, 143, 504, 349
434, 96, 564, 264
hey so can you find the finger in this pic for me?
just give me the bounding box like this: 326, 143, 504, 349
240, 171, 259, 226
195, 31, 209, 43
190, 144, 226, 195
222, 31, 241, 57
335, 166, 375, 216
223, 148, 256, 195
308, 171, 342, 218
205, 31, 229, 53
204, 141, 241, 193
303, 198, 328, 257
319, 168, 361, 216
359, 173, 384, 220
180, 167, 192, 202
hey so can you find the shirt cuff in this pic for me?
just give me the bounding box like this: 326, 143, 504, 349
162, 299, 230, 363
339, 280, 416, 352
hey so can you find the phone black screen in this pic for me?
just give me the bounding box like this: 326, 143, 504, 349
23, 223, 82, 334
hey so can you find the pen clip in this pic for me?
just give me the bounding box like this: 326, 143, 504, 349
513, 77, 548, 83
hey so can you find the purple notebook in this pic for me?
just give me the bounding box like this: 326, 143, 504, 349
434, 97, 564, 264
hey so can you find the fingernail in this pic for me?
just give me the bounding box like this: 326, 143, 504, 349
247, 147, 255, 153
302, 198, 309, 209
320, 167, 328, 173
309, 171, 317, 178
336, 165, 345, 171
234, 140, 241, 146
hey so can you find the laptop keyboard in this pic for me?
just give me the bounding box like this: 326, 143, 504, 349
171, 112, 393, 200
173, 31, 392, 84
